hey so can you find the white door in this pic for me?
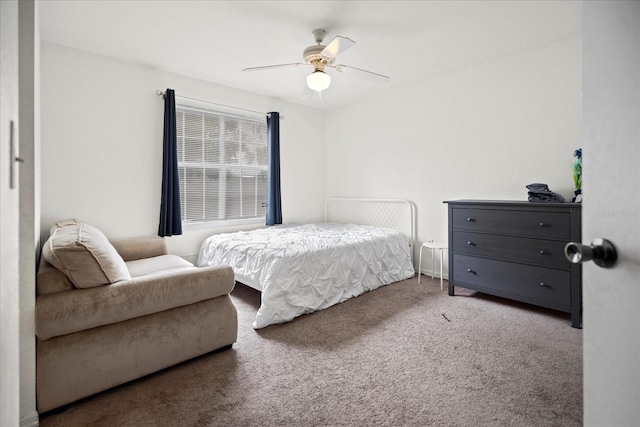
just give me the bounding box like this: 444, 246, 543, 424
0, 0, 21, 425
582, 1, 640, 426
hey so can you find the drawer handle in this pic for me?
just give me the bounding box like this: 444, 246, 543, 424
466, 217, 474, 222
539, 250, 546, 255
539, 222, 546, 227
540, 282, 547, 287
467, 241, 475, 246
467, 268, 476, 274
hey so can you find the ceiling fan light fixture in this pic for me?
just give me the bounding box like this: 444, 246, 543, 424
306, 70, 331, 92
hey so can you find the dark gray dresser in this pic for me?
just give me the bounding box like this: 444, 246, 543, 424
445, 200, 582, 328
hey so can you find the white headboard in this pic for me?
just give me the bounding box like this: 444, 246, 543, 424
324, 198, 416, 258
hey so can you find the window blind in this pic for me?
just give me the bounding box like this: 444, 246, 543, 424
176, 105, 268, 223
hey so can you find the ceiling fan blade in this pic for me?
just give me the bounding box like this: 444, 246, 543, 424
332, 64, 390, 84
321, 36, 355, 58
242, 63, 305, 72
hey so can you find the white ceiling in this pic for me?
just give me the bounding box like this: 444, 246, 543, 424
39, 0, 581, 111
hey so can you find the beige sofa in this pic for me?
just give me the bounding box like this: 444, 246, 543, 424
35, 221, 237, 413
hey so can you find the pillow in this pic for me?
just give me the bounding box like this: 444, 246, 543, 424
42, 220, 131, 288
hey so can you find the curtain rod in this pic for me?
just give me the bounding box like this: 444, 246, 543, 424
155, 90, 283, 119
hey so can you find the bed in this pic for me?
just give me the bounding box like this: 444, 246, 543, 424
197, 198, 416, 329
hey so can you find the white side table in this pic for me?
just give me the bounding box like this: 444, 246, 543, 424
418, 241, 448, 290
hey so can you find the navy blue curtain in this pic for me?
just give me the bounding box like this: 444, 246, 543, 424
158, 89, 182, 236
266, 112, 282, 226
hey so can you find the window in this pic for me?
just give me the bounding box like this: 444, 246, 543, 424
176, 105, 268, 225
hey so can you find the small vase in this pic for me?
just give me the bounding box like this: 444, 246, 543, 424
572, 189, 582, 203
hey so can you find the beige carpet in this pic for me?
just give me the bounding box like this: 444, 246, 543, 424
39, 276, 583, 426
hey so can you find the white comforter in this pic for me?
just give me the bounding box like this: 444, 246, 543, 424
198, 223, 415, 329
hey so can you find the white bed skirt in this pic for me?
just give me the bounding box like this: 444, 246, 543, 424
198, 223, 415, 329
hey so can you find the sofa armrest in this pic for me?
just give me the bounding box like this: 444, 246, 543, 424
37, 257, 75, 296
110, 236, 167, 261
35, 264, 235, 341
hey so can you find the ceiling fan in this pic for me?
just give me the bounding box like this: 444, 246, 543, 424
242, 29, 390, 94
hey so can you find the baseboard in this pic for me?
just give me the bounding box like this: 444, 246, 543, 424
20, 411, 39, 427
418, 268, 448, 281
181, 254, 199, 265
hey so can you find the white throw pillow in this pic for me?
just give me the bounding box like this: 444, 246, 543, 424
42, 220, 131, 288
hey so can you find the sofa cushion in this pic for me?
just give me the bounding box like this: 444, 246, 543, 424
110, 236, 167, 262
126, 254, 193, 277
42, 220, 131, 288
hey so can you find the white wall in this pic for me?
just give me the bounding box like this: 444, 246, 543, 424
41, 42, 326, 257
326, 36, 582, 276
41, 32, 582, 272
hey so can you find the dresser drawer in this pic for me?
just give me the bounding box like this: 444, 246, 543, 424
451, 207, 571, 240
452, 254, 570, 307
452, 231, 570, 269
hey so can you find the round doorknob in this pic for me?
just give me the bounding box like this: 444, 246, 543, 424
564, 238, 617, 268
